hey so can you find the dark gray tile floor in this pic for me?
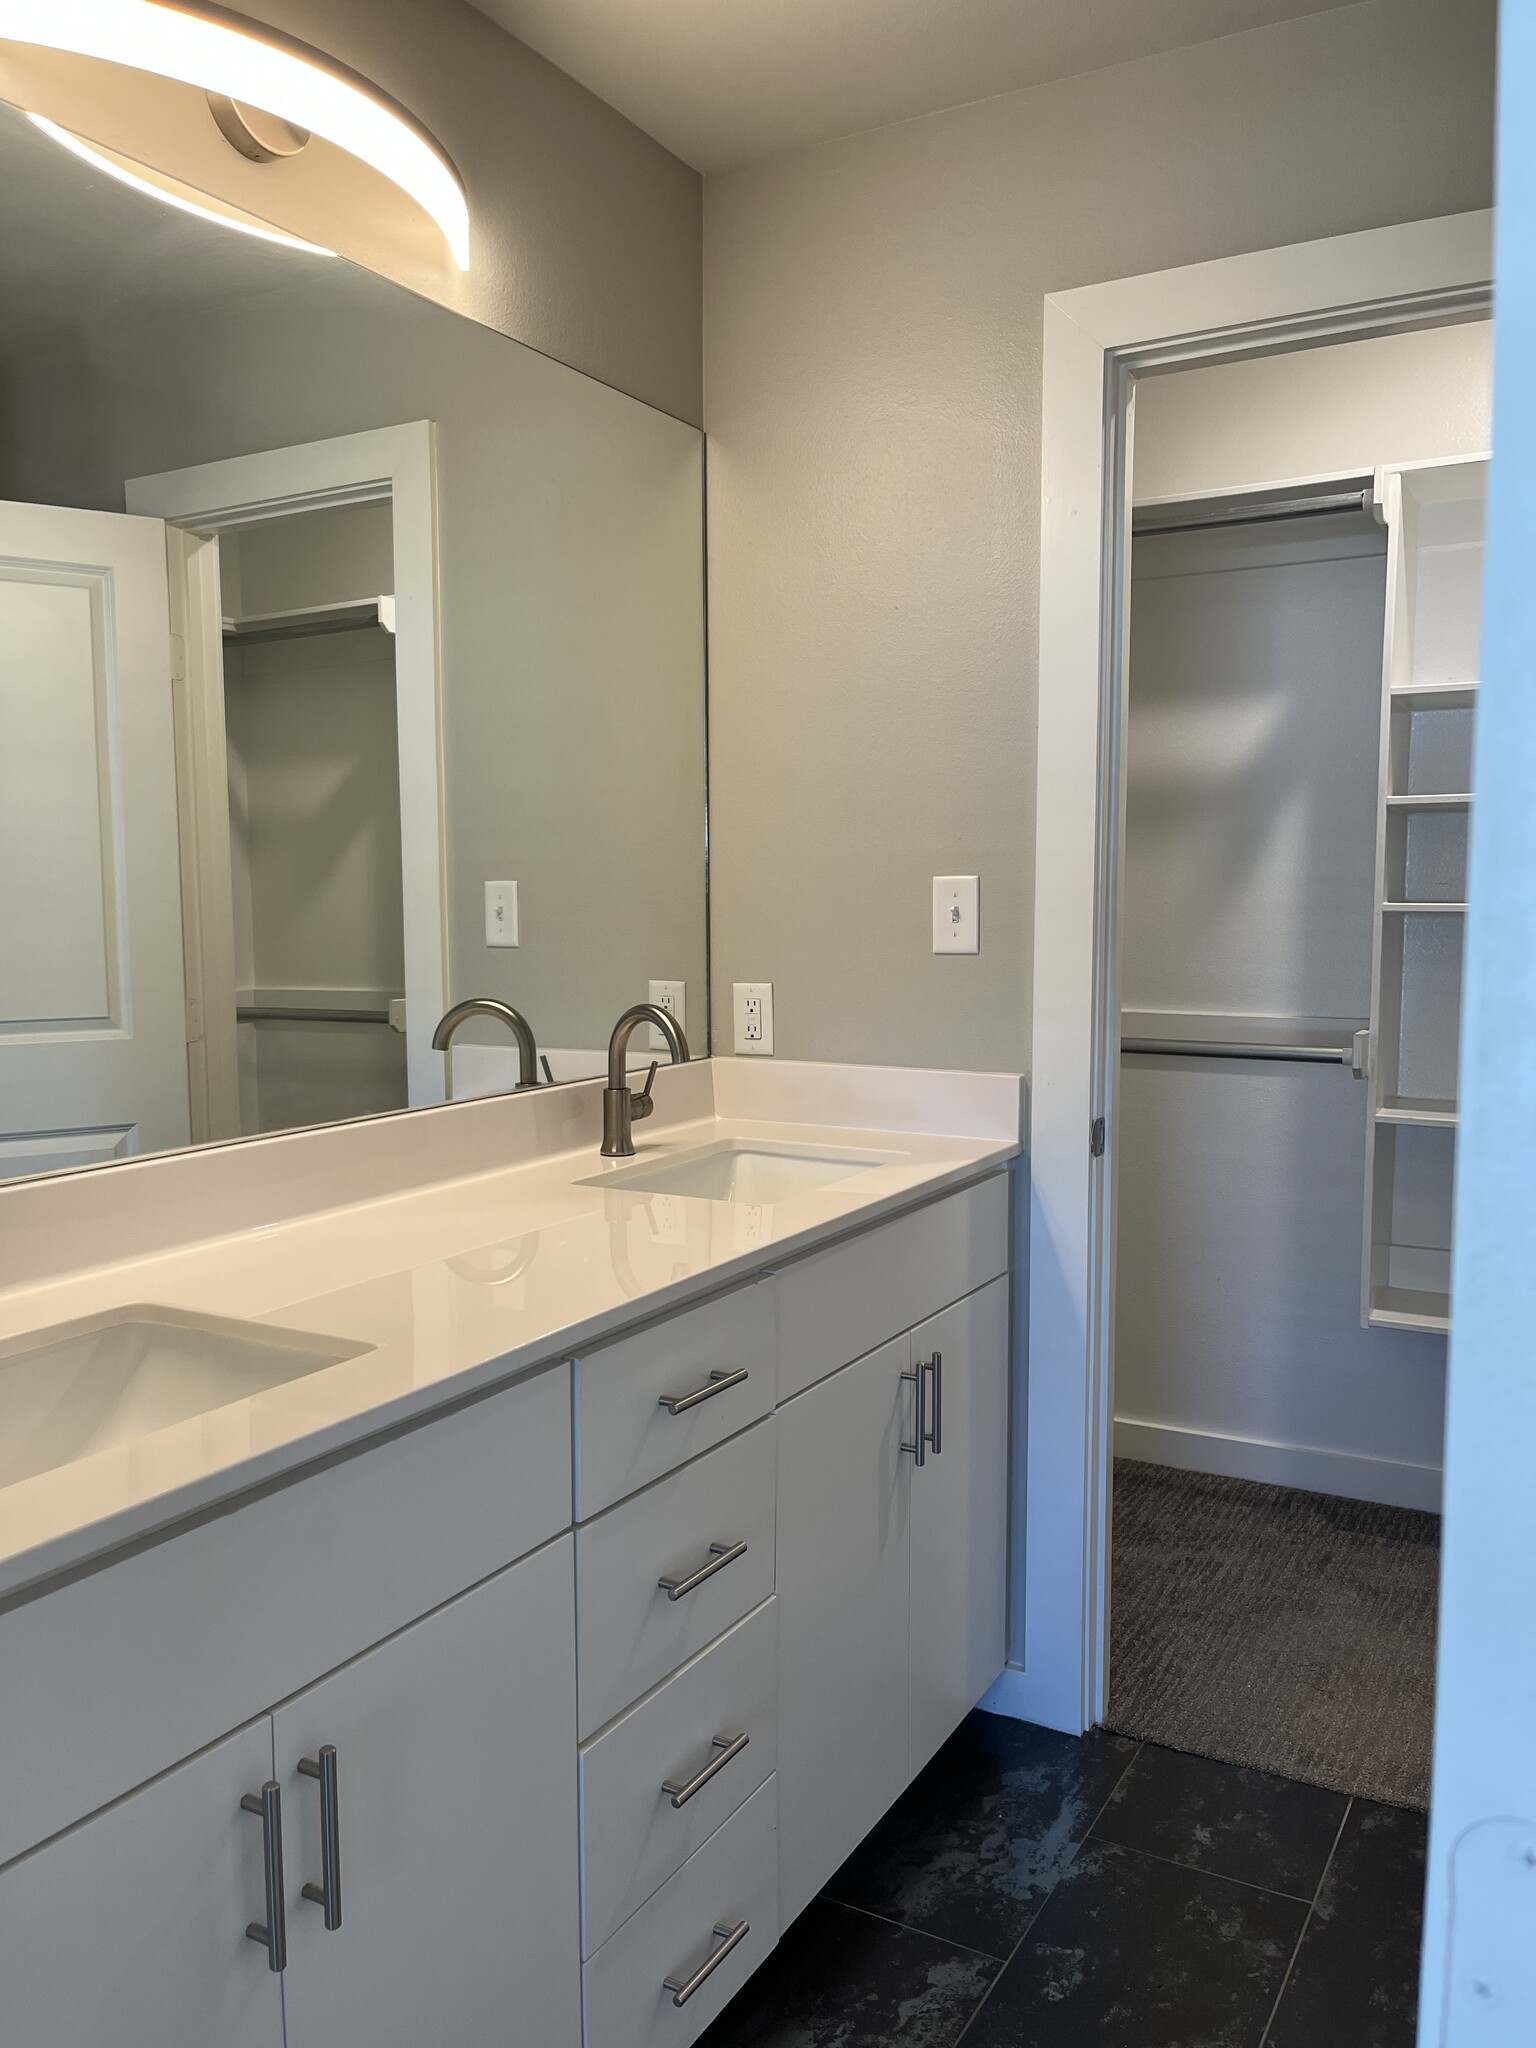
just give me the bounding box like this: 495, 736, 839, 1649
697, 1711, 1427, 2048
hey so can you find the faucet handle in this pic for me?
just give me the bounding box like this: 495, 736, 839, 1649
632, 1061, 660, 1122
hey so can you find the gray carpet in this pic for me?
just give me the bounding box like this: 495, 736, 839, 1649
1107, 1459, 1439, 1809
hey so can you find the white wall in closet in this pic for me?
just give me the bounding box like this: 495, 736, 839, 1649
1134, 319, 1492, 503
1114, 322, 1491, 1513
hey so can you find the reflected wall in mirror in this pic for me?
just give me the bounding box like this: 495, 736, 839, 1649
0, 100, 708, 1185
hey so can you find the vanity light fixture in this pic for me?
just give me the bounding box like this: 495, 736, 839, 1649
0, 0, 471, 267
28, 113, 337, 255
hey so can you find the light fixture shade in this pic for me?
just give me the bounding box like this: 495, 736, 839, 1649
0, 0, 470, 268
27, 113, 338, 254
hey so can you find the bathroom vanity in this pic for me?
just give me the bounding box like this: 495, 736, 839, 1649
0, 1060, 1019, 2047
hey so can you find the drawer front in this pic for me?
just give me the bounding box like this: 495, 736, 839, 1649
581, 1598, 777, 1955
574, 1281, 776, 1518
583, 1776, 779, 2048
577, 1419, 776, 1739
0, 1363, 571, 1870
776, 1173, 1010, 1401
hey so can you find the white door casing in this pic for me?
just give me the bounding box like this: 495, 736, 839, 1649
1022, 211, 1494, 1738
0, 499, 191, 1180
126, 423, 448, 1111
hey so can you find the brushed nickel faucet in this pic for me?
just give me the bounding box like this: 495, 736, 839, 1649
602, 1003, 689, 1156
432, 998, 540, 1090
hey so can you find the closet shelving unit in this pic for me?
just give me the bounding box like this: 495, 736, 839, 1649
1363, 455, 1488, 1333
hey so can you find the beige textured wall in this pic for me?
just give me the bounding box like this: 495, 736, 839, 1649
226, 0, 703, 424
703, 0, 1496, 1072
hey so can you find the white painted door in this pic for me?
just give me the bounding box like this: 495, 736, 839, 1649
275, 1536, 583, 2048
775, 1336, 913, 1925
909, 1279, 1010, 1771
0, 500, 189, 1179
0, 1718, 285, 2048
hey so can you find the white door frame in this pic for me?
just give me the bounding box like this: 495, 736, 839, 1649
127, 423, 448, 1111
1014, 211, 1494, 1738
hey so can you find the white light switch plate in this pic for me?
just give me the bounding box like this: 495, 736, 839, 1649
932, 876, 980, 954
648, 980, 686, 1051
733, 982, 774, 1055
485, 880, 519, 947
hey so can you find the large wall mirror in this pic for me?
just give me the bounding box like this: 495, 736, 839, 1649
0, 98, 708, 1186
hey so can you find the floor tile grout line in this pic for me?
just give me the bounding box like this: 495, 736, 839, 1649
949, 1740, 1148, 2048
1086, 1831, 1325, 1906
1256, 1796, 1354, 2048
820, 1894, 1011, 1967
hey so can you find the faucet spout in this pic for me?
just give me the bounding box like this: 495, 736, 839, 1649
602, 1003, 690, 1157
432, 998, 540, 1090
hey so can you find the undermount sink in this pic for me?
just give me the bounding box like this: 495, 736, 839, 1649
0, 1306, 375, 1489
582, 1140, 895, 1205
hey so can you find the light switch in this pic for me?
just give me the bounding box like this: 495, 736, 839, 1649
485, 880, 519, 947
933, 876, 979, 954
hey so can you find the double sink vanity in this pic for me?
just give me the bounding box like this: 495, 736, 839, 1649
0, 1058, 1021, 2047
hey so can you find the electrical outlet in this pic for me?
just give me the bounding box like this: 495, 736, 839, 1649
733, 982, 774, 1055
932, 875, 980, 954
648, 979, 686, 1052
484, 880, 519, 948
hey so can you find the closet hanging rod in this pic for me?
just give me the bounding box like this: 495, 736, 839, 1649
1121, 1036, 1353, 1065
237, 1005, 392, 1025
1132, 487, 1372, 539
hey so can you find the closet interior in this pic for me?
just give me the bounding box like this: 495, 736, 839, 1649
220, 500, 407, 1136
1106, 321, 1489, 1809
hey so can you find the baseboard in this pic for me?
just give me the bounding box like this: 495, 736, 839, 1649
1113, 1417, 1442, 1513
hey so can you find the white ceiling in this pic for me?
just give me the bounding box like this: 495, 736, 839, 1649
469, 0, 1358, 173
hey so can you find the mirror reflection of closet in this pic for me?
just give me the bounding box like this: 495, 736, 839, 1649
220, 503, 405, 1135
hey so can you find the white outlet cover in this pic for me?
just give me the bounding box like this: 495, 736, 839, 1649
485, 880, 519, 947
932, 876, 979, 954
733, 982, 774, 1055
648, 980, 686, 1052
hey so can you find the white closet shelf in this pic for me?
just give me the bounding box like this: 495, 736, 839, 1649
1370, 1286, 1450, 1335
1389, 681, 1478, 712
1377, 1099, 1458, 1128
1382, 900, 1467, 914
1386, 792, 1471, 811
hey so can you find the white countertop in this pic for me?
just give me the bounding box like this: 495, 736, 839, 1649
0, 1061, 1022, 1600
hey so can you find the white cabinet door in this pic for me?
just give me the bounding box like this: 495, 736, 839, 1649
908, 1277, 1010, 1771
775, 1335, 913, 1925
0, 1718, 285, 2048
276, 1536, 582, 2048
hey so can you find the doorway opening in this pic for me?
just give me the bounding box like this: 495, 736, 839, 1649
218, 500, 407, 1136
1102, 317, 1491, 1807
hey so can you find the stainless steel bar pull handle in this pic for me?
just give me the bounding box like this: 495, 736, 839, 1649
900, 1366, 927, 1466
659, 1367, 749, 1416
659, 1539, 747, 1602
663, 1919, 751, 2007
298, 1745, 343, 1930
240, 1781, 287, 1973
663, 1732, 750, 1809
926, 1351, 944, 1457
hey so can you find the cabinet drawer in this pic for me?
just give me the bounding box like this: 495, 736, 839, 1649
577, 1420, 776, 1739
581, 1598, 777, 1955
776, 1173, 1010, 1400
573, 1281, 776, 1518
583, 1776, 779, 2048
0, 1363, 571, 1870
